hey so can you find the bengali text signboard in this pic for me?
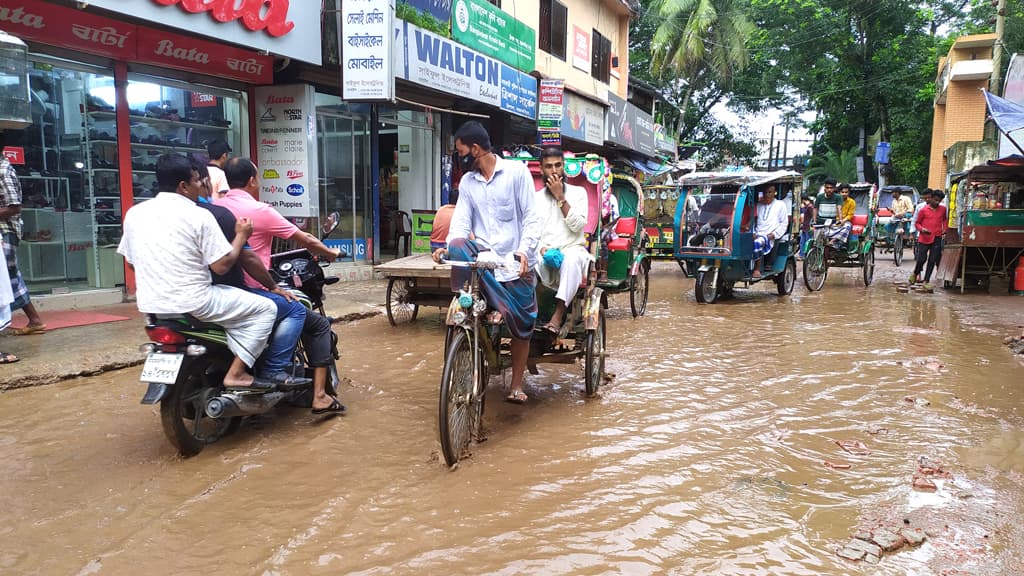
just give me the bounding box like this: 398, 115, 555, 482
342, 0, 395, 101
451, 0, 535, 72
537, 79, 563, 146
562, 91, 604, 145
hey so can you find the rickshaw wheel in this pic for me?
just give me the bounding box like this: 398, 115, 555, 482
438, 330, 485, 468
386, 278, 419, 326
695, 270, 718, 304
777, 258, 797, 295
630, 260, 650, 317
584, 312, 606, 397
802, 245, 827, 291
862, 247, 875, 286
893, 235, 904, 266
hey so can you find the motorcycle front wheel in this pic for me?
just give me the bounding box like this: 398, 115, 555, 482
160, 360, 234, 457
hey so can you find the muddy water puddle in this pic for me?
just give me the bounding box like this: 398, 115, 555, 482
1, 261, 1023, 575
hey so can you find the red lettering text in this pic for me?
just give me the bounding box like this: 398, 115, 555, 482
152, 0, 295, 37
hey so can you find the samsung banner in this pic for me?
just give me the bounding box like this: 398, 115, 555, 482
253, 84, 319, 218
395, 21, 537, 119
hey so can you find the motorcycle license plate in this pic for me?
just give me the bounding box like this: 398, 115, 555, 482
140, 353, 184, 384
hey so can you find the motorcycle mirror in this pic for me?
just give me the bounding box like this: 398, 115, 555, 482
322, 212, 340, 239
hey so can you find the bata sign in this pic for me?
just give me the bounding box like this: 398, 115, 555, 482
85, 0, 321, 65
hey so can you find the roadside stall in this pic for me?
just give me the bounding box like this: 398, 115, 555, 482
939, 157, 1024, 292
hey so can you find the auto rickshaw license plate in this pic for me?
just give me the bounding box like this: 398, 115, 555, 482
140, 353, 184, 384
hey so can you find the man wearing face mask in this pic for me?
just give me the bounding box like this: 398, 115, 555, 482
432, 121, 541, 404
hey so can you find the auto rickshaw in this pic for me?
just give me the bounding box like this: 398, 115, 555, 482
672, 171, 803, 303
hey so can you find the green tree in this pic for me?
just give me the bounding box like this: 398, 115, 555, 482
804, 145, 859, 184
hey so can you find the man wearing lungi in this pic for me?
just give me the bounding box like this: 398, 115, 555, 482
432, 121, 541, 405
533, 147, 592, 333
118, 154, 277, 389
0, 131, 47, 336
751, 185, 789, 277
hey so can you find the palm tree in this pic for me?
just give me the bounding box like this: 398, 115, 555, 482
804, 145, 859, 184
648, 0, 756, 136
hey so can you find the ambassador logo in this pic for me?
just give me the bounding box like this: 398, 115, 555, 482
286, 183, 305, 197
262, 169, 281, 179
286, 170, 304, 180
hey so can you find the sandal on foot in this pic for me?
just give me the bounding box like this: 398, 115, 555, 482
505, 390, 528, 404
9, 324, 46, 336
312, 398, 346, 415
0, 352, 19, 364
539, 321, 561, 335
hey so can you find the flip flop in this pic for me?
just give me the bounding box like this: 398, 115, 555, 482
0, 352, 19, 364
539, 321, 561, 335
312, 398, 346, 415
9, 325, 46, 336
505, 390, 528, 404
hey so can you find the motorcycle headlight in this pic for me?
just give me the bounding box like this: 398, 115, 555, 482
702, 235, 717, 248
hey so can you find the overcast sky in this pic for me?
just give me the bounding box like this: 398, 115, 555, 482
711, 101, 816, 160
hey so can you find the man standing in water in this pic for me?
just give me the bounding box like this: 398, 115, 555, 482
912, 189, 947, 290
432, 121, 541, 404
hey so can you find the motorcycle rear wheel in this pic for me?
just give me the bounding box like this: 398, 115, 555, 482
160, 360, 232, 457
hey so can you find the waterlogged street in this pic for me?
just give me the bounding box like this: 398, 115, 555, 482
2, 261, 1024, 575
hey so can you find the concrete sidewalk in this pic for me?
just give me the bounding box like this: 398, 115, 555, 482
0, 279, 387, 390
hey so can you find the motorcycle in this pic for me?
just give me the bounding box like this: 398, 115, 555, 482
138, 213, 346, 457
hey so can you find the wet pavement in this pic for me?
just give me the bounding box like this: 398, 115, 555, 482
1, 260, 1024, 575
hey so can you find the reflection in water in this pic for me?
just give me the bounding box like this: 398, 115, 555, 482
0, 262, 1022, 575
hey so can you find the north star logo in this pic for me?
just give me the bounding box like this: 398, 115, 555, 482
0, 6, 45, 29
266, 95, 294, 105
153, 0, 296, 37
286, 170, 304, 179
262, 169, 280, 179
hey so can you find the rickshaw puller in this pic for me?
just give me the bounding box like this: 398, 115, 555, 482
534, 147, 593, 333
751, 185, 788, 277
433, 121, 541, 405
885, 188, 914, 239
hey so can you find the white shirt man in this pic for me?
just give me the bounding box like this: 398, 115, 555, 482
534, 153, 592, 332
751, 186, 788, 277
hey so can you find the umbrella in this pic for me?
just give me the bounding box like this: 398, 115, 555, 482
983, 89, 1024, 154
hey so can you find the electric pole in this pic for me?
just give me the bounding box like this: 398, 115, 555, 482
993, 0, 1007, 95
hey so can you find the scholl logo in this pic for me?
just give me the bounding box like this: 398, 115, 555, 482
286, 183, 305, 197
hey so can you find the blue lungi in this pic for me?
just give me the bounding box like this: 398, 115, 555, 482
448, 238, 537, 340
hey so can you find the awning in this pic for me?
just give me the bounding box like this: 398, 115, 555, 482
983, 90, 1024, 154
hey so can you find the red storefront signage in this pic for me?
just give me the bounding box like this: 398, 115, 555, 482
151, 0, 295, 37
190, 93, 217, 107
2, 147, 25, 165
0, 0, 271, 83
136, 27, 272, 84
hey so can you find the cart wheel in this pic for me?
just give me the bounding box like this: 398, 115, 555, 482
893, 235, 904, 267
777, 258, 796, 295
386, 278, 419, 326
438, 329, 485, 468
802, 245, 827, 291
694, 270, 719, 304
862, 246, 875, 286
584, 312, 606, 397
630, 260, 650, 317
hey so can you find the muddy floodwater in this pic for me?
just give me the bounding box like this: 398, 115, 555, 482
2, 262, 1024, 575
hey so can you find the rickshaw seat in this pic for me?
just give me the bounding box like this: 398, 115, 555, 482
850, 213, 869, 237
877, 208, 893, 217
615, 217, 637, 236
608, 237, 631, 251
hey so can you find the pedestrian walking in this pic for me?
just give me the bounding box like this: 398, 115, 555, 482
0, 131, 46, 336
911, 189, 947, 289
0, 236, 18, 364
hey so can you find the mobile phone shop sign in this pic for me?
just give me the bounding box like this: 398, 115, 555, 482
397, 22, 537, 119
342, 0, 396, 101
451, 0, 535, 73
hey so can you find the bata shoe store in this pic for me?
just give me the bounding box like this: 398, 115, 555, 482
0, 0, 320, 295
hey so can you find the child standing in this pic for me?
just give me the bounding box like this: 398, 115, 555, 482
799, 195, 813, 258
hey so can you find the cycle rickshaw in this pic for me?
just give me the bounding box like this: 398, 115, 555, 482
598, 171, 650, 317
873, 185, 919, 266
672, 171, 802, 303
437, 155, 608, 468
802, 182, 878, 290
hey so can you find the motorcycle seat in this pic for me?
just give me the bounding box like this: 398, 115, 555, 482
149, 313, 223, 332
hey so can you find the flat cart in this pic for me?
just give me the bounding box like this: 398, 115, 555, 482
374, 253, 452, 326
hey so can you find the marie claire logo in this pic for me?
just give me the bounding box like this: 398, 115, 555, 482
152, 0, 296, 37
286, 170, 304, 180
154, 39, 210, 64
227, 58, 265, 76
0, 6, 44, 29
286, 183, 305, 197
260, 138, 279, 152
262, 169, 281, 179
266, 95, 295, 105
283, 108, 302, 121
71, 25, 130, 48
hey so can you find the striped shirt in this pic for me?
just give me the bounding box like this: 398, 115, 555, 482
0, 158, 23, 239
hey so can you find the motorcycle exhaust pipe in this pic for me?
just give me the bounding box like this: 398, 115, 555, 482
205, 392, 287, 418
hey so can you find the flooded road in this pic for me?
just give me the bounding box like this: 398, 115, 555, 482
2, 261, 1024, 575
